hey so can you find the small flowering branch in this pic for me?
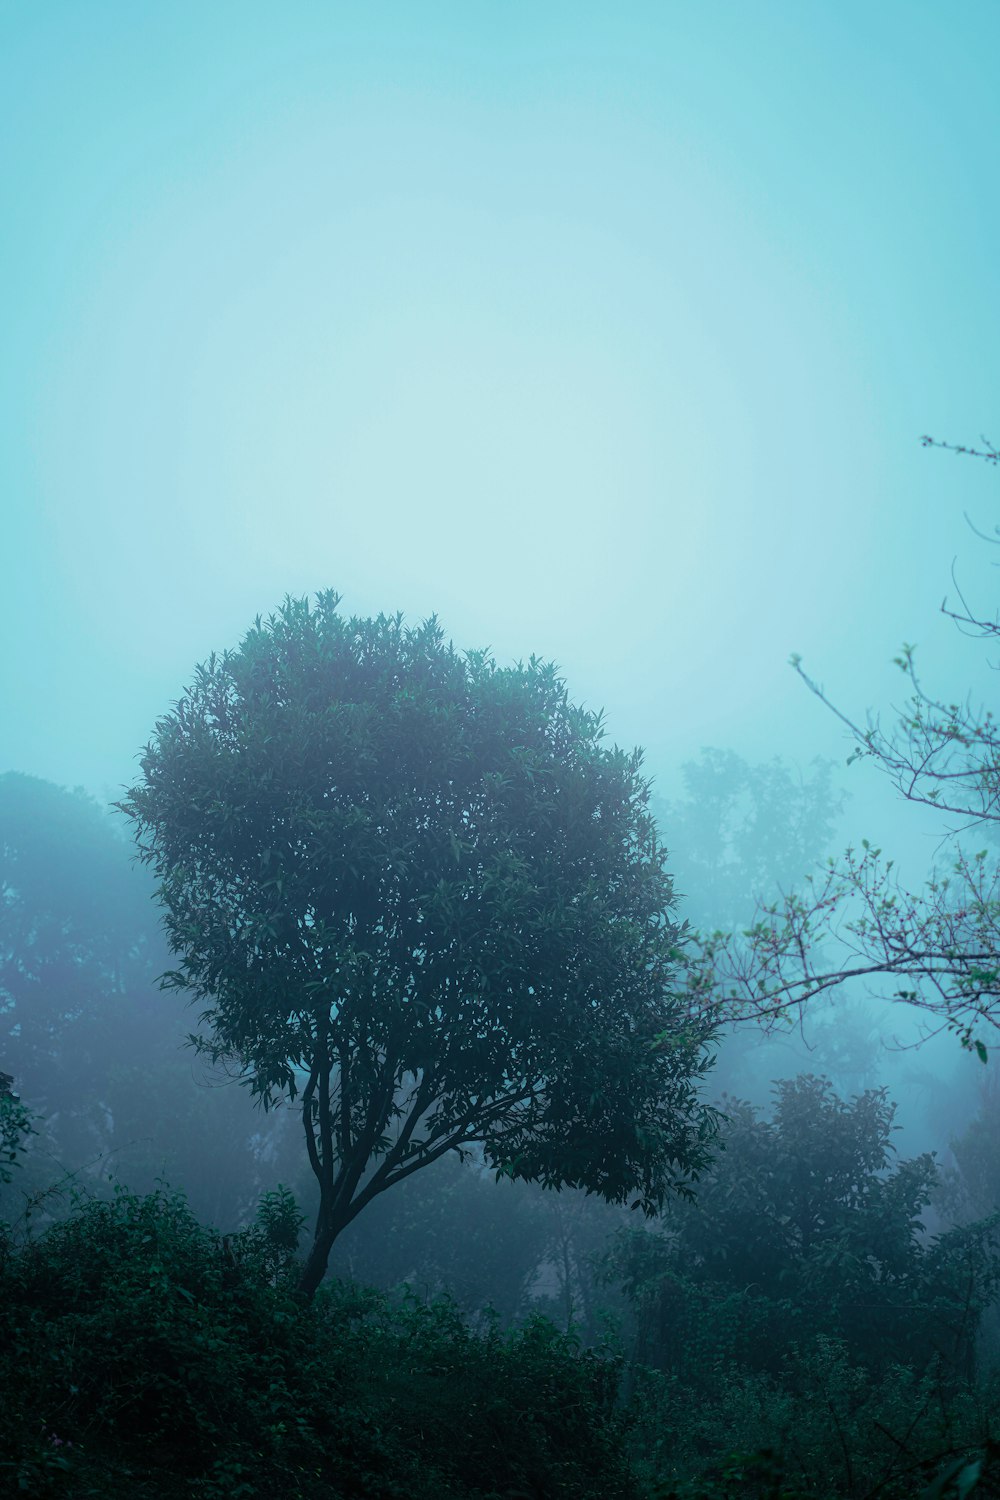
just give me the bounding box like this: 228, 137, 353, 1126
676, 436, 1000, 1056
677, 842, 1000, 1056
921, 434, 999, 466
788, 650, 1000, 833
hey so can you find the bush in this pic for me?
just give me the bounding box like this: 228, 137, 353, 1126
0, 1183, 640, 1498
605, 1077, 1000, 1387
628, 1337, 1000, 1498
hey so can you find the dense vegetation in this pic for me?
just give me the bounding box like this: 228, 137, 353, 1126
0, 1184, 637, 1498
4, 542, 1000, 1496
3, 1078, 999, 1497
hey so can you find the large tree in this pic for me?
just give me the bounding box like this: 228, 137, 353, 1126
122, 594, 717, 1298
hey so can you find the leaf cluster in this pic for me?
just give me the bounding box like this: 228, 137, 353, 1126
0, 1077, 34, 1186
630, 1338, 1000, 1498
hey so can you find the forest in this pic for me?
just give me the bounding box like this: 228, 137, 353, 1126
4, 2, 999, 1492
3, 489, 1000, 1500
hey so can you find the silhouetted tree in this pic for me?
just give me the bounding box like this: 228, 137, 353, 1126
121, 593, 718, 1298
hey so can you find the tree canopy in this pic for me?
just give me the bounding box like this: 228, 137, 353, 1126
121, 593, 717, 1297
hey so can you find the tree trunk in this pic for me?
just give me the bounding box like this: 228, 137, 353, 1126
298, 1204, 343, 1300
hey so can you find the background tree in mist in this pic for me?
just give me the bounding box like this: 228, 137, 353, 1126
682, 439, 1000, 1057
0, 774, 159, 1178
0, 773, 278, 1224
604, 1074, 1000, 1386
654, 751, 884, 1098
1, 775, 150, 1099
324, 1151, 553, 1322
122, 593, 718, 1299
654, 749, 843, 935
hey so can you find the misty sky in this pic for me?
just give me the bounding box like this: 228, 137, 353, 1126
3, 1, 999, 817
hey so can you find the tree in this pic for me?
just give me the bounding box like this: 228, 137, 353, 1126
1, 776, 150, 1090
653, 748, 844, 934
121, 594, 718, 1298
0, 774, 158, 1169
604, 1075, 1000, 1384
681, 440, 1000, 1055
653, 748, 880, 1099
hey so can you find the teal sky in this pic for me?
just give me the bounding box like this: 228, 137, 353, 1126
3, 1, 999, 813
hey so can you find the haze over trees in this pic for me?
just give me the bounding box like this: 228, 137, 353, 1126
4, 484, 1000, 1495
0, 773, 285, 1227
653, 749, 844, 935
2, 0, 998, 1484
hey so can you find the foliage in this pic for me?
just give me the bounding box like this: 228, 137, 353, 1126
0, 1073, 33, 1186
604, 1076, 1000, 1385
121, 593, 718, 1296
685, 832, 1000, 1052
615, 1067, 1000, 1495
0, 1182, 640, 1498
628, 1338, 1000, 1498
2, 1172, 997, 1500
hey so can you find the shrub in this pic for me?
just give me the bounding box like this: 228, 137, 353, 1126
628, 1337, 1000, 1498
0, 1183, 640, 1498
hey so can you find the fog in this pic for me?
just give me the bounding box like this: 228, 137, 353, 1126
6, 0, 998, 1131
3, 6, 1000, 1494
5, 4, 998, 791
